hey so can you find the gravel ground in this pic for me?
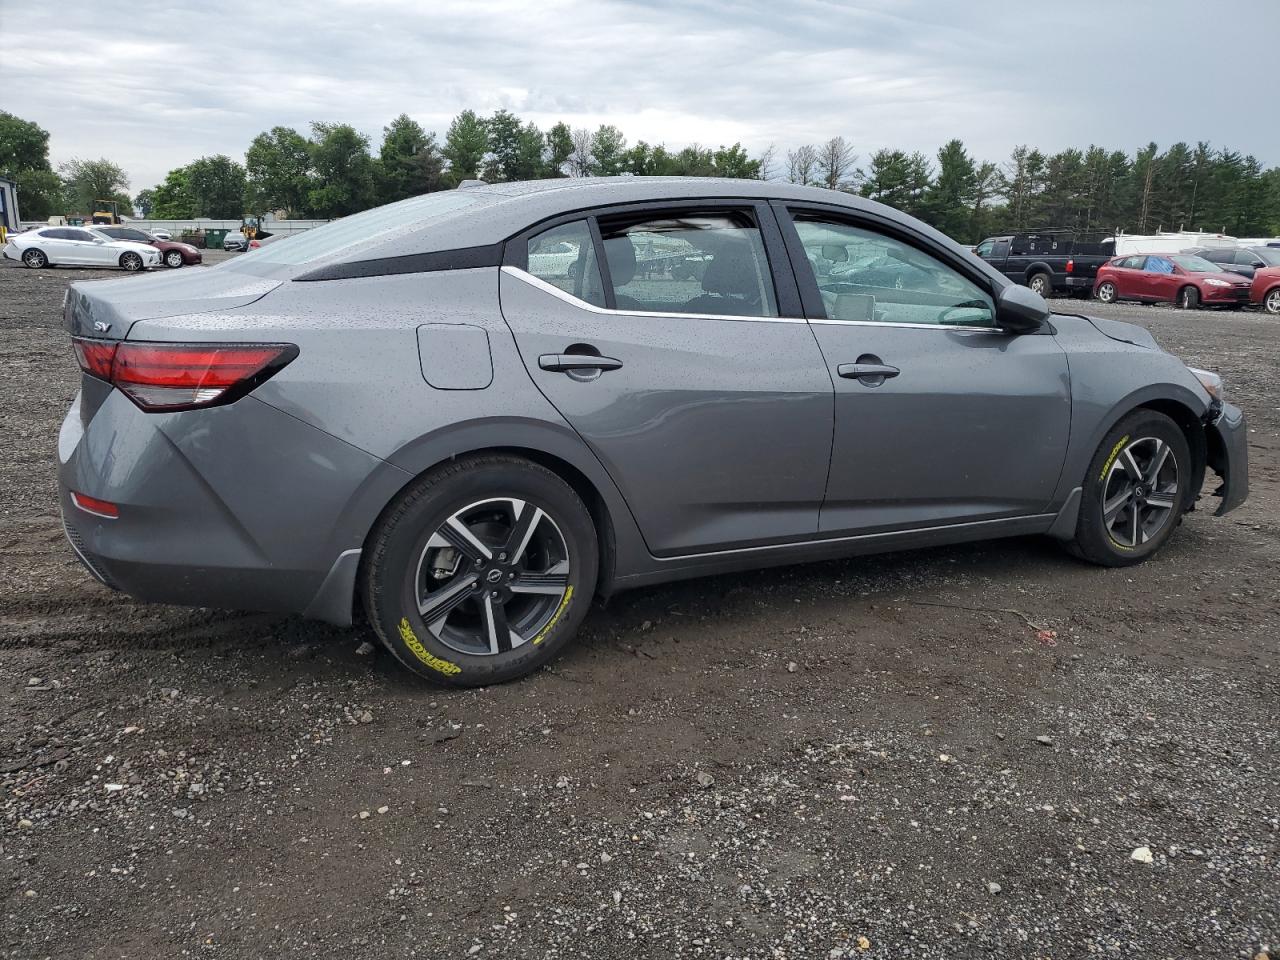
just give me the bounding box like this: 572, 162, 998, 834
0, 254, 1276, 959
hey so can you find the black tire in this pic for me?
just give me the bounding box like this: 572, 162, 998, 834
362, 454, 598, 687
120, 252, 144, 272
1264, 287, 1280, 316
1176, 285, 1200, 310
1095, 280, 1117, 303
1028, 272, 1052, 297
1067, 409, 1190, 567
164, 250, 184, 268
21, 248, 48, 269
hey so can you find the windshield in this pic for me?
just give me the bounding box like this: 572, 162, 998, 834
1172, 255, 1223, 273
1254, 248, 1280, 266
230, 191, 480, 267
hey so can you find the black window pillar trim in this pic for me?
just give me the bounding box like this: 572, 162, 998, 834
294, 241, 506, 282
587, 216, 616, 311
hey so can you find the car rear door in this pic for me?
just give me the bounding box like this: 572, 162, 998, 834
1113, 256, 1146, 298
773, 203, 1071, 535
39, 228, 78, 263
499, 200, 834, 556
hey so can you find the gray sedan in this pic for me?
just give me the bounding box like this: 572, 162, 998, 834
58, 178, 1248, 686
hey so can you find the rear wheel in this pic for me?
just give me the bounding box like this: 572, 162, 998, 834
1176, 285, 1200, 309
164, 250, 184, 268
362, 454, 598, 687
1067, 410, 1190, 566
1096, 281, 1117, 303
1265, 287, 1280, 315
1028, 272, 1052, 297
119, 252, 144, 272
21, 248, 48, 269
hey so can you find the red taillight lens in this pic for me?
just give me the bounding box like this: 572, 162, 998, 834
1065, 259, 1074, 274
72, 338, 297, 412
71, 491, 119, 518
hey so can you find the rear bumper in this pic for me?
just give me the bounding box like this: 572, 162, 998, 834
1063, 276, 1094, 291
1206, 401, 1248, 516
57, 386, 406, 625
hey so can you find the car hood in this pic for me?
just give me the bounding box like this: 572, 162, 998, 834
1187, 270, 1249, 284
65, 268, 281, 339
1084, 315, 1160, 350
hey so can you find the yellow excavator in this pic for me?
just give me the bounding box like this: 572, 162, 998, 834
91, 200, 122, 225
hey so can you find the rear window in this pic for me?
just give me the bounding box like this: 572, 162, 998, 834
230, 192, 480, 267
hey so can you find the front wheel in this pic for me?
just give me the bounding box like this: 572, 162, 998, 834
1176, 285, 1200, 309
119, 252, 144, 272
1067, 410, 1190, 566
1096, 281, 1117, 303
362, 455, 598, 687
164, 250, 184, 268
1264, 287, 1280, 315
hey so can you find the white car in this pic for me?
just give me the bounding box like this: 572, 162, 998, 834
2, 226, 161, 272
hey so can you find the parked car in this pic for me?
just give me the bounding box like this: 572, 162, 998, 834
1185, 245, 1280, 281
3, 226, 161, 271
974, 233, 1112, 297
149, 229, 173, 241
1250, 266, 1280, 315
95, 226, 203, 268
222, 231, 260, 252
58, 180, 1247, 687
1094, 253, 1252, 308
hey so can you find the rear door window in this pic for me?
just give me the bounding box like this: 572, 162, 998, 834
596, 210, 778, 318
525, 220, 606, 308
1145, 256, 1174, 274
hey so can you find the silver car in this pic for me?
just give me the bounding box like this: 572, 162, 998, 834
5, 226, 162, 271
58, 179, 1248, 686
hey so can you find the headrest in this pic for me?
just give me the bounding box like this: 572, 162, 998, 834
701, 238, 759, 299
821, 244, 848, 263
603, 236, 636, 286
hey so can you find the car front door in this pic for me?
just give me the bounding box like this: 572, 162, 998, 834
775, 205, 1071, 535
1143, 256, 1179, 301
499, 203, 834, 556
66, 228, 109, 265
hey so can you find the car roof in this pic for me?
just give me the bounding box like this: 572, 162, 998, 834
337, 177, 975, 267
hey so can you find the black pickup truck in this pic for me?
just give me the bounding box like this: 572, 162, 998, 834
974, 233, 1114, 297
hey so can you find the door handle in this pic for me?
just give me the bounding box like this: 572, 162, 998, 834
837, 362, 900, 381
538, 353, 623, 373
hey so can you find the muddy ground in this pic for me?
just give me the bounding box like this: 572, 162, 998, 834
0, 253, 1276, 959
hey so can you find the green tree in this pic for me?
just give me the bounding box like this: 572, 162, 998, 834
545, 122, 574, 177
185, 155, 246, 218
589, 125, 627, 176
150, 167, 194, 219
59, 157, 130, 217
922, 139, 976, 240
483, 110, 545, 182
246, 126, 313, 217
307, 122, 377, 217
0, 112, 62, 219
860, 149, 932, 216
712, 143, 760, 179
379, 114, 449, 202
134, 189, 155, 218
443, 110, 489, 181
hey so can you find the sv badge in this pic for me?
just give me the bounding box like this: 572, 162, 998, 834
92, 321, 111, 333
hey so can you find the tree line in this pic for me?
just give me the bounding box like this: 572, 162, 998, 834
3, 109, 1279, 244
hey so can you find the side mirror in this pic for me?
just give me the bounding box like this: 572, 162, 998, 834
996, 283, 1048, 334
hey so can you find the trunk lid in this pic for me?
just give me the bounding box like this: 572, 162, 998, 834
64, 269, 281, 340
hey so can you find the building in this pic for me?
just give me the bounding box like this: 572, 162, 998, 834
0, 176, 20, 233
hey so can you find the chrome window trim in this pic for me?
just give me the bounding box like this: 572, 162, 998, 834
503, 265, 808, 324
808, 317, 1003, 334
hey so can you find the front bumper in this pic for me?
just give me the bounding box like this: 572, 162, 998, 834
1205, 401, 1248, 515
1201, 285, 1251, 304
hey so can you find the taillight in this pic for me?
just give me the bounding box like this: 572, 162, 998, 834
1065, 259, 1074, 274
71, 338, 297, 412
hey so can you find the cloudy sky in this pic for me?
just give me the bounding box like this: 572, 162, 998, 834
3, 0, 1278, 193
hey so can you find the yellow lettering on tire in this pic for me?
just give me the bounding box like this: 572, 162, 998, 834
1099, 435, 1129, 482
531, 586, 574, 646
397, 617, 462, 676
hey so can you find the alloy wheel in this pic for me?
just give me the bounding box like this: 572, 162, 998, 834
22, 249, 46, 268
165, 251, 183, 267
1097, 282, 1116, 303
122, 253, 142, 271
1266, 289, 1280, 315
1101, 436, 1180, 548
414, 497, 571, 657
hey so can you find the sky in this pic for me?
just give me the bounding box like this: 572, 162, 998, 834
3, 0, 1278, 193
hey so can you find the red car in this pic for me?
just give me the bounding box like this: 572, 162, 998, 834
1093, 253, 1251, 309
1251, 266, 1280, 315
96, 226, 203, 268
